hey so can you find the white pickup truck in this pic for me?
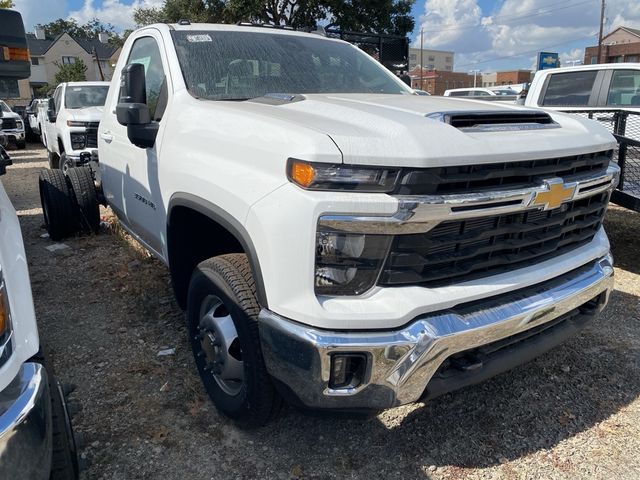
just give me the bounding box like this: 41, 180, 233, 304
0, 100, 25, 149
40, 23, 619, 426
42, 81, 109, 172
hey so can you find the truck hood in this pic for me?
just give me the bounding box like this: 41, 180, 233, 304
0, 111, 21, 120
67, 105, 104, 122
245, 93, 616, 167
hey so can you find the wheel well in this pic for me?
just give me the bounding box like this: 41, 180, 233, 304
167, 206, 246, 309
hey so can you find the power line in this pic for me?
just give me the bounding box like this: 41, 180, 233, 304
425, 0, 594, 34
456, 33, 597, 68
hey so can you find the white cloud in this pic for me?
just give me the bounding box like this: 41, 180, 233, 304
69, 0, 164, 32
13, 0, 68, 31
414, 0, 640, 71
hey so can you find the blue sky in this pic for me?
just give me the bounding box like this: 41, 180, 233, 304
12, 0, 640, 72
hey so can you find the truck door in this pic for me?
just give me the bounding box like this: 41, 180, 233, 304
99, 31, 170, 258
46, 85, 62, 152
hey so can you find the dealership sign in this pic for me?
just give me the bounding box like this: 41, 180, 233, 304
537, 52, 560, 70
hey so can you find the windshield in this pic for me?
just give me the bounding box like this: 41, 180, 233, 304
0, 101, 11, 113
171, 30, 408, 100
64, 85, 109, 109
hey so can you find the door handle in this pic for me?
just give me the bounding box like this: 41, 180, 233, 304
100, 132, 113, 143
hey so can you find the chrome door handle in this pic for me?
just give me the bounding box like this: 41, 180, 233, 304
100, 132, 113, 143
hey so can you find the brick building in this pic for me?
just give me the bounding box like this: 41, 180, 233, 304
408, 67, 479, 95
496, 70, 533, 85
584, 26, 640, 64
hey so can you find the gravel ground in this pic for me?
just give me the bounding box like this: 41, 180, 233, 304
3, 144, 640, 480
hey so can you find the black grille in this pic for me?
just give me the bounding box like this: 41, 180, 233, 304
0, 118, 17, 130
394, 151, 612, 196
379, 192, 609, 288
85, 122, 99, 148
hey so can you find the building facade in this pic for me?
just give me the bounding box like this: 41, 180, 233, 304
408, 48, 454, 71
4, 28, 118, 105
584, 26, 640, 64
408, 67, 478, 95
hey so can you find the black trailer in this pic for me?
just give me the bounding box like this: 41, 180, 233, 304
324, 27, 409, 72
561, 109, 640, 212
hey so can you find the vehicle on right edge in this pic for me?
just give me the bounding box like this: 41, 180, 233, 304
525, 63, 640, 111
40, 23, 619, 427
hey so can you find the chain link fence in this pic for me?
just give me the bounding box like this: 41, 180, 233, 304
561, 110, 640, 211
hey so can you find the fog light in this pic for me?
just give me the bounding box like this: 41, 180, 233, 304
329, 353, 367, 390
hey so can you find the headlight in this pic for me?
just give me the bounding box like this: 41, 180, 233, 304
67, 120, 88, 127
70, 132, 86, 150
16, 120, 23, 129
287, 159, 399, 192
315, 230, 392, 295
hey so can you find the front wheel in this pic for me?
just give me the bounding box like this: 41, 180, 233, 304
187, 254, 281, 427
16, 139, 26, 149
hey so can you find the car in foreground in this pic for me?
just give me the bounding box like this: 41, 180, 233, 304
40, 22, 618, 426
0, 149, 78, 478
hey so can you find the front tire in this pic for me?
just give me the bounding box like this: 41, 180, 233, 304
16, 139, 26, 149
59, 153, 73, 174
187, 254, 281, 427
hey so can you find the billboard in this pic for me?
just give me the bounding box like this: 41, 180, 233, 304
537, 52, 560, 71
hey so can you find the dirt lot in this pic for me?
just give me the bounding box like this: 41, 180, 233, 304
3, 143, 640, 480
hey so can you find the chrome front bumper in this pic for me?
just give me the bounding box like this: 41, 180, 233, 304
259, 256, 614, 409
0, 363, 52, 480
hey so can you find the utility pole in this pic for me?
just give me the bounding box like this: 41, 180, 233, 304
420, 27, 424, 90
469, 69, 481, 88
597, 0, 606, 63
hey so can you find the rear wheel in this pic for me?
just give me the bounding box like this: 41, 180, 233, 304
39, 169, 78, 240
187, 254, 281, 427
65, 167, 100, 234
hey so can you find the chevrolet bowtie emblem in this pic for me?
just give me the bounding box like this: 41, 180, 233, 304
531, 179, 576, 210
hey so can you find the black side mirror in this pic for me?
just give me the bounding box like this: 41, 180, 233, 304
115, 63, 158, 149
47, 97, 56, 122
0, 146, 12, 176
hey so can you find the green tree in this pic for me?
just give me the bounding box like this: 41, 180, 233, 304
54, 58, 87, 84
0, 1, 15, 8
35, 18, 125, 46
134, 0, 415, 35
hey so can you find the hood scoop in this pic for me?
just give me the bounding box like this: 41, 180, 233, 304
250, 93, 306, 105
427, 110, 559, 132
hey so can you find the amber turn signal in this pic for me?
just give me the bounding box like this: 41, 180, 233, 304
2, 46, 30, 62
289, 160, 316, 188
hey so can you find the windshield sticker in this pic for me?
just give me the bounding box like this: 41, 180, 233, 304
130, 56, 151, 73
186, 34, 212, 43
